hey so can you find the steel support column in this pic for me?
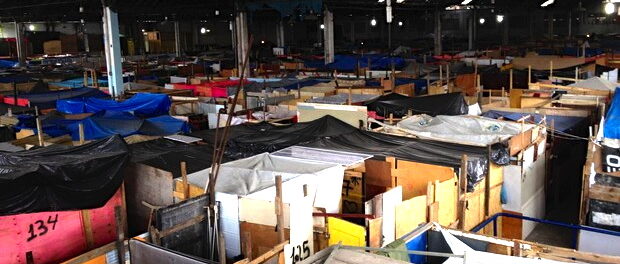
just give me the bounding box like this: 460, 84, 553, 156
234, 11, 249, 76
434, 9, 442, 55
14, 22, 26, 66
323, 9, 335, 64
102, 6, 123, 97
174, 21, 182, 57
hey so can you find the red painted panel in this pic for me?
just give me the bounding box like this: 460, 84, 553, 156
0, 189, 122, 264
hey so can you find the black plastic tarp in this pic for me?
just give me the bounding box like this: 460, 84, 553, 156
191, 116, 505, 189
130, 138, 217, 178
0, 135, 129, 215
365, 92, 468, 118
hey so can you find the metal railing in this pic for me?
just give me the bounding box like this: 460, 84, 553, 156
470, 212, 620, 249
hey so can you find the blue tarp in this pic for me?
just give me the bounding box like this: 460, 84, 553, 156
16, 87, 108, 109
57, 93, 171, 118
0, 76, 31, 83
16, 111, 189, 141
0, 60, 17, 68
604, 88, 620, 139
49, 77, 109, 89
482, 110, 586, 133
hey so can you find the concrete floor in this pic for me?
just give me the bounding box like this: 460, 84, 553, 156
525, 197, 580, 248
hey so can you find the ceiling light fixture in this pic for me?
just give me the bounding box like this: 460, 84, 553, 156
604, 2, 616, 14
540, 0, 554, 7
461, 0, 473, 5
479, 18, 485, 24
370, 18, 377, 26
496, 15, 504, 23
200, 27, 206, 34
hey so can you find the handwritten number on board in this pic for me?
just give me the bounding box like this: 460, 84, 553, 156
26, 214, 58, 242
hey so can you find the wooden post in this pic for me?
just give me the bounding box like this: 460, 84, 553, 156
439, 65, 443, 86
114, 206, 126, 264
458, 155, 468, 229
575, 67, 579, 82
509, 69, 513, 90
513, 240, 522, 257
348, 86, 352, 105
275, 175, 285, 243
92, 70, 99, 89
35, 109, 44, 147
78, 123, 85, 145
242, 232, 253, 261
484, 145, 492, 217
219, 231, 227, 264
446, 63, 451, 93
181, 161, 189, 200
528, 65, 532, 85
367, 57, 372, 79
474, 60, 478, 88
549, 61, 554, 82
83, 71, 89, 87
82, 209, 95, 249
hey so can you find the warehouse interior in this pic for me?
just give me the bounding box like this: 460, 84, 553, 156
0, 0, 619, 264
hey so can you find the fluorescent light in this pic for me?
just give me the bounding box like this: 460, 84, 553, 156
540, 0, 554, 7
371, 18, 377, 26
604, 2, 616, 14
396, 0, 405, 3
479, 18, 485, 24
496, 15, 504, 23
461, 0, 473, 5
378, 0, 385, 2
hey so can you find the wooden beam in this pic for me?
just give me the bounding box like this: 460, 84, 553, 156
275, 175, 285, 243
458, 155, 468, 229
181, 161, 189, 200
247, 240, 289, 264
78, 122, 85, 145
114, 206, 126, 264
81, 210, 95, 249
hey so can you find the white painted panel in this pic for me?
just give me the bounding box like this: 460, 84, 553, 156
578, 229, 620, 256
216, 192, 241, 258
522, 188, 545, 239
502, 165, 522, 212
381, 186, 403, 246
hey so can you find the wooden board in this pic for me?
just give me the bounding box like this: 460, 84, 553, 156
367, 217, 383, 248
387, 157, 455, 200
435, 178, 458, 227
239, 222, 290, 260
123, 163, 174, 236
512, 56, 585, 71
395, 195, 427, 238
342, 171, 364, 214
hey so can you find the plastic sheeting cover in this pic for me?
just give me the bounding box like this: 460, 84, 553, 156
604, 88, 620, 140
365, 93, 468, 118
0, 135, 129, 215
191, 116, 497, 190
57, 93, 171, 118
396, 115, 536, 147
187, 153, 345, 213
